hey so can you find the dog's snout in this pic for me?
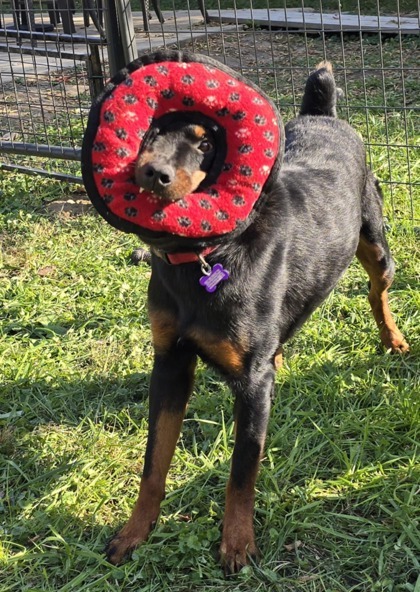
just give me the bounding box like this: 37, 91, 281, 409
138, 162, 175, 190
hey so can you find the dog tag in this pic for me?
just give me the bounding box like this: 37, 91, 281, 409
199, 263, 230, 293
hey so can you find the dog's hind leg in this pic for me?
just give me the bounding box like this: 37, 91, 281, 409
356, 173, 409, 353
106, 310, 196, 564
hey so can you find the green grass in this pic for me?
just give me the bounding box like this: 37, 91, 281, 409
1, 22, 420, 592
1, 158, 419, 592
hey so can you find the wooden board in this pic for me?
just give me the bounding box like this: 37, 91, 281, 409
207, 9, 420, 35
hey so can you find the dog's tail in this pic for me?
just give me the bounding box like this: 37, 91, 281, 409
299, 61, 343, 118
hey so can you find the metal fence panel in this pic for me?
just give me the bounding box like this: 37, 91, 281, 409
0, 0, 418, 221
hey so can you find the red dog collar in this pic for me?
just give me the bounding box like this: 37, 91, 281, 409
152, 245, 217, 265
82, 51, 283, 248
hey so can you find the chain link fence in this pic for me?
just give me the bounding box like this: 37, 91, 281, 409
0, 1, 418, 221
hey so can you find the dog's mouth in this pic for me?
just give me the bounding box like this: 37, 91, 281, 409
135, 159, 209, 202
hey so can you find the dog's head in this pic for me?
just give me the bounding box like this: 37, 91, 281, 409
135, 120, 217, 202
82, 51, 283, 249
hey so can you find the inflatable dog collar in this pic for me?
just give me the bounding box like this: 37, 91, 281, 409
82, 51, 284, 250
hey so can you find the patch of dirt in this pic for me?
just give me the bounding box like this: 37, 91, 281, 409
44, 191, 93, 217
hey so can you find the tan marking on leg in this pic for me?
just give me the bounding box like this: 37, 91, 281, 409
274, 346, 283, 370
356, 236, 409, 352
188, 328, 245, 375
149, 309, 178, 355
220, 466, 260, 573
107, 410, 186, 565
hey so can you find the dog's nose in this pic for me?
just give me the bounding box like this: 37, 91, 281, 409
138, 163, 175, 190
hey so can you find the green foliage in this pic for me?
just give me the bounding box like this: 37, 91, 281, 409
1, 26, 419, 592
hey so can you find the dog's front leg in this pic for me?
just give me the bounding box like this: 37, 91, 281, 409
106, 347, 196, 565
220, 365, 274, 574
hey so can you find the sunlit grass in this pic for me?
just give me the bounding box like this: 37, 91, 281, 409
1, 26, 419, 592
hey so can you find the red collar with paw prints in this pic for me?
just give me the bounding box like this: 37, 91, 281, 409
82, 51, 283, 247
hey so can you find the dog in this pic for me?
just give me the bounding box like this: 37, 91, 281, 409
106, 62, 409, 573
135, 121, 217, 201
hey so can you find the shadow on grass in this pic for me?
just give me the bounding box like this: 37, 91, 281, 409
1, 338, 418, 589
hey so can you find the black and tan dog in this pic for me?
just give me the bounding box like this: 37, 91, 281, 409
105, 62, 409, 573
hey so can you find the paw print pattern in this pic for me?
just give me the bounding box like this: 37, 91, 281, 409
152, 210, 166, 222
116, 147, 129, 158
207, 188, 220, 198
90, 58, 280, 239
255, 115, 267, 125
182, 74, 195, 85
144, 75, 157, 87
124, 192, 136, 201
103, 110, 115, 123
263, 130, 275, 142
161, 89, 175, 99
123, 94, 137, 104
232, 111, 246, 121
147, 97, 158, 109
233, 195, 245, 206
199, 199, 212, 209
238, 144, 253, 154
178, 216, 192, 228
116, 128, 128, 140
239, 165, 253, 177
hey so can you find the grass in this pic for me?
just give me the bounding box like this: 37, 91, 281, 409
1, 160, 419, 592
1, 22, 420, 592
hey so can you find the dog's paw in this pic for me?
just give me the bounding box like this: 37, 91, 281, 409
220, 537, 259, 575
105, 531, 145, 565
380, 327, 410, 354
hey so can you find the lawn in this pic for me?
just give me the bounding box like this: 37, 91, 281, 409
1, 16, 420, 592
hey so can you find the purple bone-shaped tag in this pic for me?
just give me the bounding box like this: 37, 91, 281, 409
199, 263, 230, 293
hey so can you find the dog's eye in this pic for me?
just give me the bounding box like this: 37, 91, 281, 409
198, 139, 213, 153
